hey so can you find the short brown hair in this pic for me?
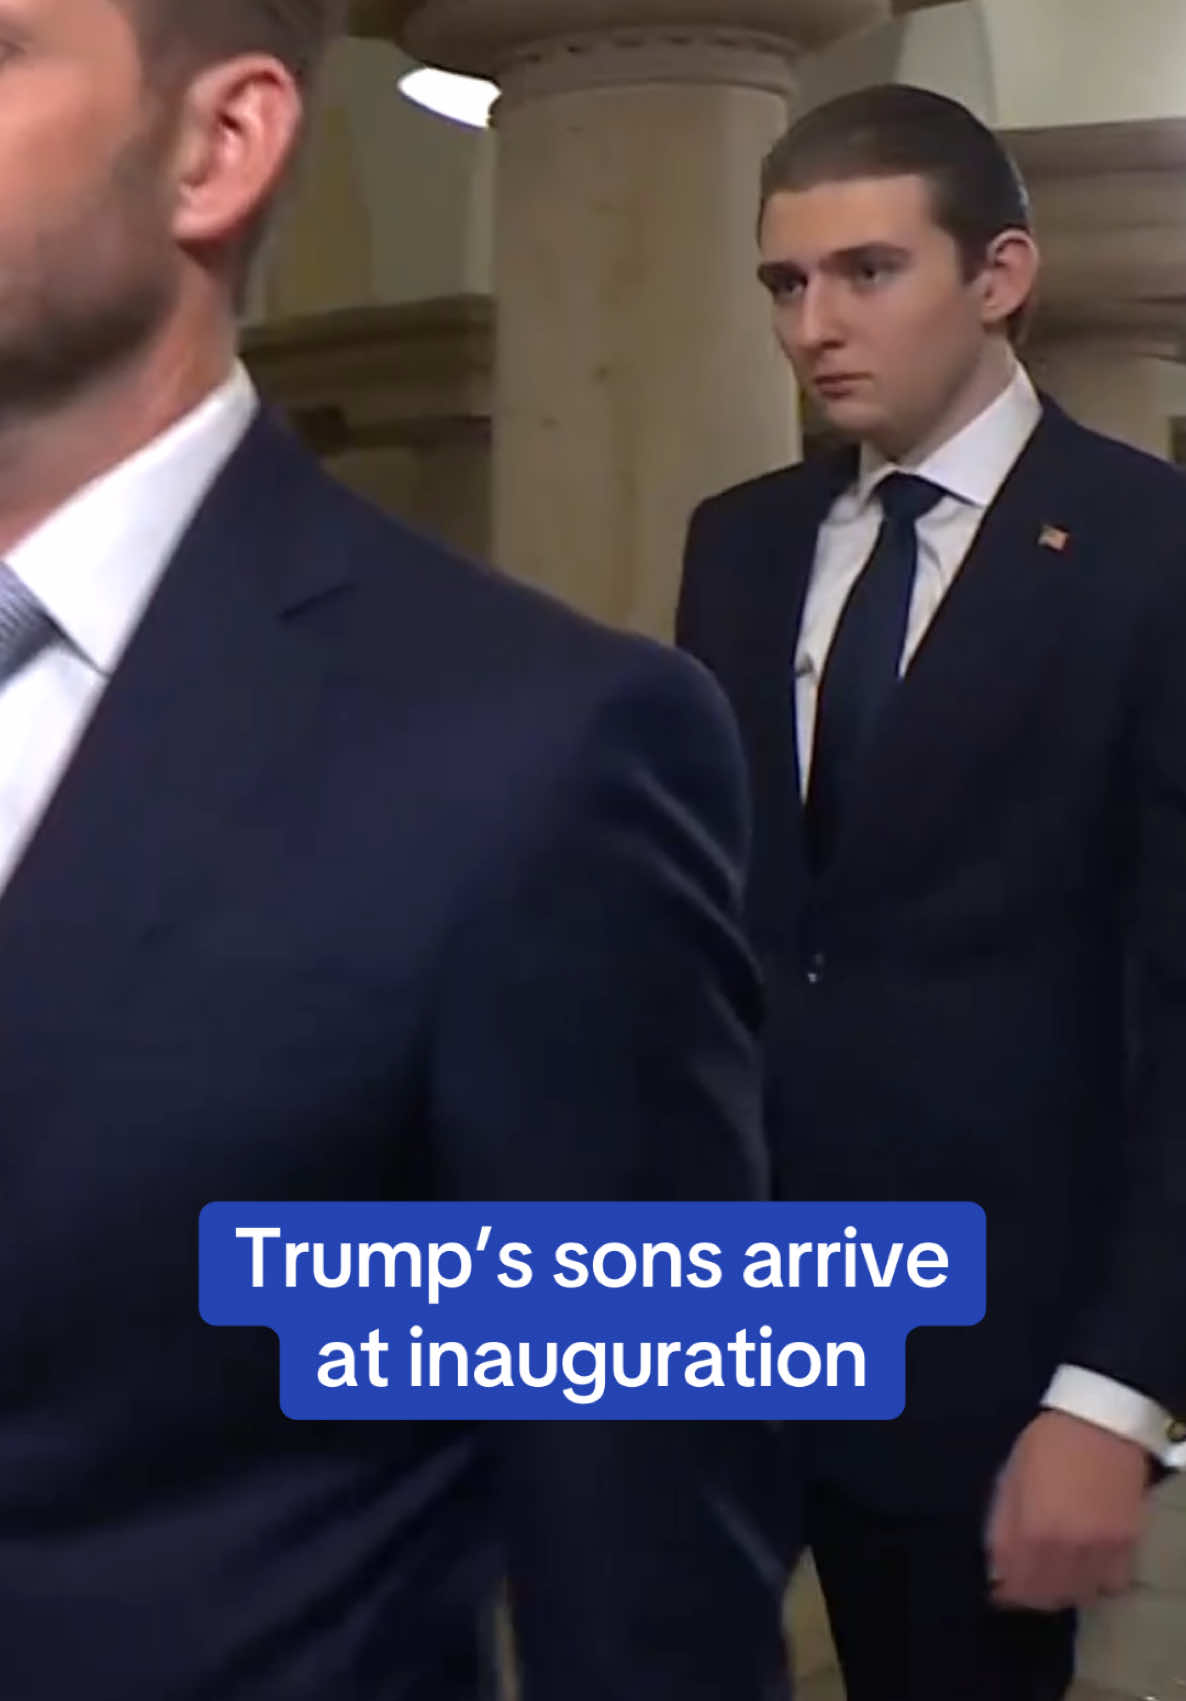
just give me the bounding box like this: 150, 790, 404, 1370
123, 0, 348, 296
127, 0, 347, 92
760, 84, 1035, 341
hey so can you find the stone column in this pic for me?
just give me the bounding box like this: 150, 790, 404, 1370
373, 0, 888, 636
491, 39, 797, 636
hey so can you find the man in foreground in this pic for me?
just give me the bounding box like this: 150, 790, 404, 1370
0, 2, 789, 1696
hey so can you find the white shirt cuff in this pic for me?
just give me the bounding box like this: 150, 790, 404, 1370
1043, 1364, 1186, 1468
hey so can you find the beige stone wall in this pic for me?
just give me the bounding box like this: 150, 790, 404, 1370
242, 299, 493, 558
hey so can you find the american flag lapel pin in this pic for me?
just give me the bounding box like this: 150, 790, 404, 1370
1039, 523, 1070, 553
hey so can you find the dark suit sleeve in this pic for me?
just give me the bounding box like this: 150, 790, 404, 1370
1062, 541, 1186, 1422
428, 646, 791, 1701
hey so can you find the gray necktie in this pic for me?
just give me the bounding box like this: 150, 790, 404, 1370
0, 562, 54, 688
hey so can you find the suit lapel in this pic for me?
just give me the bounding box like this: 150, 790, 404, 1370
0, 413, 354, 1122
737, 449, 856, 916
824, 401, 1084, 890
782, 450, 859, 806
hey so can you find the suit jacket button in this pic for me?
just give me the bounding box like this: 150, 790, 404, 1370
805, 951, 826, 986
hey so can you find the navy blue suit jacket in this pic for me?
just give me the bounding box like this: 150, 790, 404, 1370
0, 412, 790, 1699
678, 400, 1186, 1512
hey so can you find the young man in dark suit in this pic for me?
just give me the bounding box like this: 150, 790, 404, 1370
678, 82, 1186, 1701
0, 2, 791, 1697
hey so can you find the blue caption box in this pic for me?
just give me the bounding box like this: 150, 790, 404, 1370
199, 1202, 985, 1420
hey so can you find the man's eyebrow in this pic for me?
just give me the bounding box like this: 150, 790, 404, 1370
757, 260, 805, 291
758, 241, 912, 288
828, 242, 911, 264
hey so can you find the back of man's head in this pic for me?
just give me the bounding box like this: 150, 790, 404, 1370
119, 0, 350, 303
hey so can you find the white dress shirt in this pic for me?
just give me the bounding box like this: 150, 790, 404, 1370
0, 363, 258, 896
800, 361, 1186, 1467
796, 364, 1043, 787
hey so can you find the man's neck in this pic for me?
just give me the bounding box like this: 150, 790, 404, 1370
0, 327, 236, 559
874, 342, 1019, 469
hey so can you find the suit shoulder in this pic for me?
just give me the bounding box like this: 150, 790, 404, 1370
1055, 411, 1186, 510
310, 458, 738, 744
690, 462, 810, 531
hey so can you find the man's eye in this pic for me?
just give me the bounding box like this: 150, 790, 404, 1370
758, 265, 805, 302
852, 259, 895, 287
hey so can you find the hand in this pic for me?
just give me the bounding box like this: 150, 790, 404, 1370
985, 1410, 1149, 1611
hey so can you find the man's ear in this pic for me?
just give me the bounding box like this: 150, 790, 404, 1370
977, 228, 1040, 333
169, 55, 304, 252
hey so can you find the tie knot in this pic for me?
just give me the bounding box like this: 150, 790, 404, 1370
875, 471, 946, 526
0, 563, 53, 688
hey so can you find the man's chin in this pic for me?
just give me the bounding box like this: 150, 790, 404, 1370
812, 394, 884, 441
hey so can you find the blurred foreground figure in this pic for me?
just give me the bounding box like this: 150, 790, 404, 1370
0, 2, 790, 1697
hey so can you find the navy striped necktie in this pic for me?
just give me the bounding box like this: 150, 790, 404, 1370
0, 562, 54, 690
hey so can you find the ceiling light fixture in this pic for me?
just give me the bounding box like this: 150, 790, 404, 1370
398, 66, 498, 129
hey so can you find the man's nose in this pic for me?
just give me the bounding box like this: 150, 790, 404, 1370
794, 276, 843, 352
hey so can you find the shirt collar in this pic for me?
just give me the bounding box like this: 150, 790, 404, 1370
7, 361, 259, 676
855, 362, 1043, 512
